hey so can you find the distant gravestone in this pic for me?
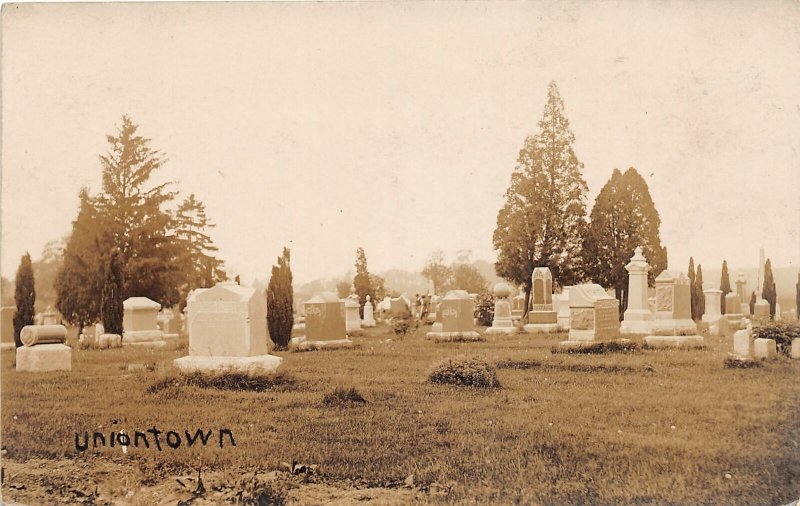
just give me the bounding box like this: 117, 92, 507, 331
559, 284, 620, 347
1, 306, 15, 350
644, 271, 703, 348
426, 295, 440, 323
41, 306, 59, 325
524, 267, 559, 333
486, 283, 516, 335
362, 295, 376, 328
556, 287, 571, 330
702, 288, 726, 336
290, 292, 351, 351
426, 290, 482, 342
174, 282, 281, 374
732, 320, 752, 358
725, 292, 744, 328
344, 293, 363, 336
753, 299, 770, 320
620, 247, 653, 335
16, 325, 72, 372
390, 297, 409, 316
123, 297, 166, 347
753, 338, 777, 360
511, 293, 525, 321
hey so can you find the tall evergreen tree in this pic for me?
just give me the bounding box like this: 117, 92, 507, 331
582, 167, 667, 312
94, 115, 183, 306
267, 247, 293, 349
100, 250, 124, 336
13, 253, 35, 348
56, 188, 103, 333
353, 248, 372, 318
762, 258, 776, 318
174, 193, 226, 308
720, 260, 731, 314
493, 81, 588, 316
749, 291, 756, 315
687, 257, 697, 320
695, 264, 705, 319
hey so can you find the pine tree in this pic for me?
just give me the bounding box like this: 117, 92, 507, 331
174, 193, 226, 307
56, 188, 103, 333
13, 253, 36, 348
696, 264, 705, 319
94, 115, 183, 307
687, 257, 697, 320
353, 248, 372, 318
100, 250, 124, 336
493, 81, 588, 316
267, 247, 293, 349
582, 167, 667, 313
720, 260, 731, 314
762, 259, 776, 318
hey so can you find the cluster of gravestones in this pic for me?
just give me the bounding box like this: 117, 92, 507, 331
3, 248, 798, 375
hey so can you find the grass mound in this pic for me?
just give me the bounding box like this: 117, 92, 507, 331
724, 357, 762, 369
148, 371, 296, 394
551, 340, 640, 355
495, 358, 543, 370
323, 386, 368, 407
428, 357, 501, 388
495, 358, 639, 374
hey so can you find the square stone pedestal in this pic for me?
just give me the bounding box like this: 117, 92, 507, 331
486, 323, 518, 335
753, 338, 777, 360
173, 355, 282, 375
16, 344, 72, 372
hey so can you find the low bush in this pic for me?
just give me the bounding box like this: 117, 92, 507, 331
551, 340, 640, 355
474, 292, 495, 326
724, 356, 762, 369
753, 321, 800, 356
323, 386, 368, 407
147, 371, 296, 394
495, 358, 542, 370
391, 310, 418, 338
428, 357, 501, 388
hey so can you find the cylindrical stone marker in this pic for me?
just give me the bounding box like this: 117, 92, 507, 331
20, 325, 68, 347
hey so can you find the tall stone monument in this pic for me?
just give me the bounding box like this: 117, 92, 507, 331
644, 271, 704, 348
620, 247, 653, 335
344, 289, 364, 336
524, 267, 559, 334
174, 282, 281, 374
486, 283, 517, 335
702, 288, 729, 336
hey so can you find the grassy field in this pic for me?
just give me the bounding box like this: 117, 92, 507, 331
1, 323, 799, 505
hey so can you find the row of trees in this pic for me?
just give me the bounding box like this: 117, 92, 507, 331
421, 250, 490, 295
55, 116, 227, 333
492, 81, 666, 316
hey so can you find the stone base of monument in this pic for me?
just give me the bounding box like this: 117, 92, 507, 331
362, 318, 376, 328
557, 338, 632, 350
619, 319, 653, 335
753, 338, 777, 360
708, 318, 730, 338
523, 323, 562, 334
644, 335, 704, 349
427, 331, 484, 343
1, 342, 16, 351
725, 314, 745, 330
486, 322, 518, 335
98, 333, 122, 349
124, 340, 168, 348
288, 336, 354, 351
528, 311, 557, 324
173, 354, 282, 375
123, 330, 165, 342
16, 343, 72, 372
163, 333, 180, 340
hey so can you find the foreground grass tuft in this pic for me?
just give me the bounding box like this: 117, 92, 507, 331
551, 340, 640, 355
495, 358, 543, 370
428, 357, 501, 388
147, 371, 296, 394
723, 357, 762, 369
323, 386, 368, 407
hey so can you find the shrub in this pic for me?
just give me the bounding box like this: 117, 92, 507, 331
391, 310, 418, 337
495, 358, 542, 370
323, 386, 367, 407
428, 357, 501, 388
724, 356, 762, 369
753, 321, 800, 356
233, 473, 288, 506
474, 292, 495, 326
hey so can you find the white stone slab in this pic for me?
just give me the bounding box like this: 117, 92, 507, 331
16, 343, 72, 372
753, 338, 777, 360
733, 328, 752, 358
173, 354, 282, 374
98, 333, 122, 349
288, 336, 354, 351
791, 338, 800, 360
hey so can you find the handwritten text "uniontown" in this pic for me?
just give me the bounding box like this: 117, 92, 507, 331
75, 427, 236, 452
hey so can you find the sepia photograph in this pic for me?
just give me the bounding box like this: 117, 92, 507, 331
1, 1, 799, 504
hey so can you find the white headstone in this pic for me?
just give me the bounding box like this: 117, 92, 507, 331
753, 338, 777, 360
620, 247, 653, 335
362, 295, 376, 327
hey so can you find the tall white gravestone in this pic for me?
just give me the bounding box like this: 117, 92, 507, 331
524, 267, 559, 334
486, 283, 517, 335
620, 247, 653, 335
362, 295, 376, 327
173, 282, 281, 374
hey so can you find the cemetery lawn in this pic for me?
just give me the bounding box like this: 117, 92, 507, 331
2, 325, 799, 505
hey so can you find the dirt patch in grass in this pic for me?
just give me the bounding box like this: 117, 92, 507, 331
147, 371, 296, 394
322, 386, 368, 407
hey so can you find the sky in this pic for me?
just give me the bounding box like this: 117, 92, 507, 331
2, 1, 799, 286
